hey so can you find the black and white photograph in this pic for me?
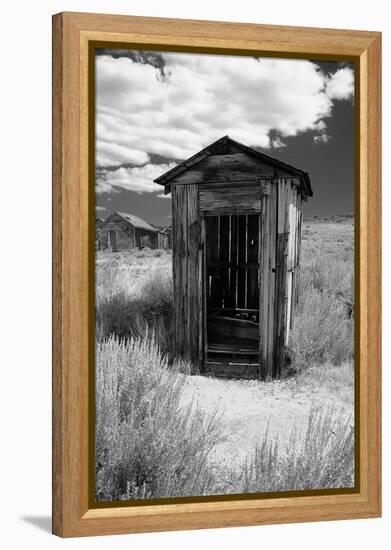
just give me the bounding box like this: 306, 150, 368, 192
94, 48, 355, 502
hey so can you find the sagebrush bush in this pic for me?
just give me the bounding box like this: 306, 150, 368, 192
238, 406, 354, 493
288, 246, 353, 372
96, 256, 138, 303
95, 335, 224, 501
289, 287, 352, 370
96, 270, 174, 355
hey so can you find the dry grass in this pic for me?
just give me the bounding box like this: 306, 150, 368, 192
96, 248, 172, 303
96, 253, 173, 354
237, 405, 354, 493
94, 218, 355, 500
288, 218, 354, 372
96, 337, 354, 500
95, 335, 224, 501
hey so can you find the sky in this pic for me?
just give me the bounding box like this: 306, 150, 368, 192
95, 49, 355, 226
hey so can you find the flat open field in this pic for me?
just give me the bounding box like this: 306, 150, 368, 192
95, 216, 355, 498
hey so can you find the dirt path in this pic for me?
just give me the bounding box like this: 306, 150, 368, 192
180, 366, 353, 471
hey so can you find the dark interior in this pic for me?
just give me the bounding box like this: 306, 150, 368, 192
206, 214, 260, 363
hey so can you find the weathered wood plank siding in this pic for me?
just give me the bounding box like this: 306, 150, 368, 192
135, 228, 158, 249
290, 191, 302, 327
199, 185, 262, 215
101, 218, 135, 250
172, 184, 186, 358
187, 185, 202, 365
172, 184, 203, 367
274, 231, 289, 377
285, 184, 295, 345
171, 153, 291, 185
172, 175, 303, 379
201, 218, 207, 368
259, 182, 275, 380
100, 212, 160, 250
273, 178, 291, 375
272, 178, 302, 374
267, 183, 278, 378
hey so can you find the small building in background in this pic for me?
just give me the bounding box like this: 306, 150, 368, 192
160, 226, 172, 248
157, 231, 169, 249
95, 218, 104, 250
100, 211, 159, 251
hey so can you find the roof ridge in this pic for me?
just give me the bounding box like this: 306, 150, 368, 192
107, 211, 158, 232
154, 135, 312, 197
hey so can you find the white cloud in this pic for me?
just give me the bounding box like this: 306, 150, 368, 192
96, 141, 149, 167
313, 134, 331, 144
96, 55, 335, 161
326, 67, 354, 100
156, 193, 171, 199
96, 205, 107, 212
314, 120, 327, 131
96, 162, 177, 194
271, 136, 287, 148
95, 53, 354, 193
96, 176, 118, 194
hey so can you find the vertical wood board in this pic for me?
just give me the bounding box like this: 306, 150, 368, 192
187, 185, 201, 365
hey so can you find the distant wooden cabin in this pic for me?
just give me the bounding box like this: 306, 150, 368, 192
95, 218, 104, 250
101, 211, 160, 251
155, 135, 312, 380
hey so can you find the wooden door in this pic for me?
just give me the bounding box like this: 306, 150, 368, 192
205, 213, 261, 351
108, 230, 117, 251
205, 213, 261, 312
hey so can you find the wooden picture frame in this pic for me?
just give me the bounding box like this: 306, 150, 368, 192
52, 11, 381, 537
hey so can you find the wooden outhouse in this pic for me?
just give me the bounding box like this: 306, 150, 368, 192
155, 136, 312, 379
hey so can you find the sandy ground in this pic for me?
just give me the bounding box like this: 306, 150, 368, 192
180, 367, 353, 470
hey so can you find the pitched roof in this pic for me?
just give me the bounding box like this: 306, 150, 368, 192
154, 135, 312, 197
115, 212, 158, 232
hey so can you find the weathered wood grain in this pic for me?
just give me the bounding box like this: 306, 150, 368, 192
228, 214, 238, 308
208, 316, 259, 342
172, 185, 186, 357
198, 217, 208, 371
187, 185, 202, 365
172, 184, 203, 365
205, 216, 219, 307
285, 185, 295, 343
237, 215, 247, 309
199, 185, 262, 215
274, 232, 289, 377
219, 215, 230, 307
274, 179, 291, 375
173, 153, 290, 184
247, 214, 260, 309
266, 184, 277, 379
259, 188, 271, 380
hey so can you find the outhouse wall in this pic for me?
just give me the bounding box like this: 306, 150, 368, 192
171, 177, 303, 379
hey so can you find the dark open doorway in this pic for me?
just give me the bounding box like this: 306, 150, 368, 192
205, 213, 261, 370
108, 230, 118, 252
